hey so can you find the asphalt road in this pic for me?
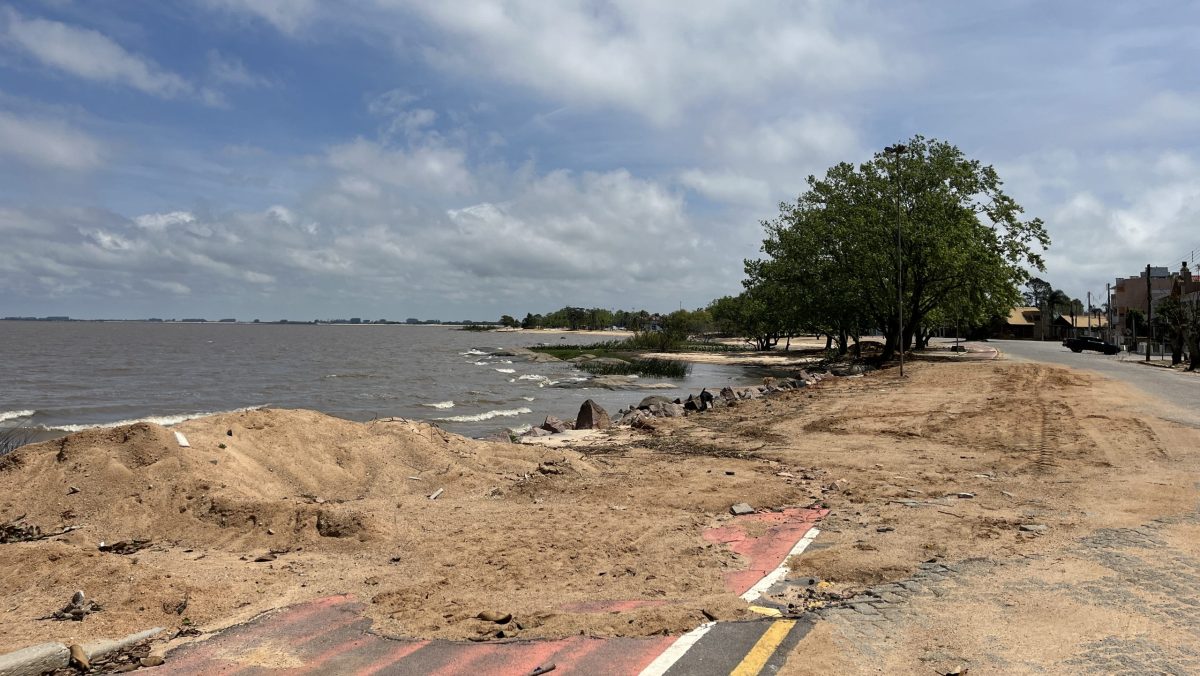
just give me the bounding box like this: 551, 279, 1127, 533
990, 339, 1200, 426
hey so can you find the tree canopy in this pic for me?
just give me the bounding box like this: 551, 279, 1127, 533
746, 135, 1048, 358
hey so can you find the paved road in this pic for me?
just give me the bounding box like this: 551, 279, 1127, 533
989, 339, 1200, 426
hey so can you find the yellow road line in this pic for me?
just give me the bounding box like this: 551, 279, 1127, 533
730, 620, 796, 676
747, 605, 783, 618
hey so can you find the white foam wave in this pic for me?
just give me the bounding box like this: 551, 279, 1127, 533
435, 407, 532, 423
461, 349, 488, 356
522, 396, 536, 402
517, 374, 549, 382
422, 400, 455, 409
0, 409, 36, 423
473, 361, 488, 366
508, 424, 532, 434
494, 368, 516, 374
39, 405, 269, 433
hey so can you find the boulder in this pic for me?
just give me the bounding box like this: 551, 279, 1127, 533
661, 403, 685, 417
575, 399, 611, 430
638, 395, 674, 410
540, 416, 569, 434
719, 386, 737, 402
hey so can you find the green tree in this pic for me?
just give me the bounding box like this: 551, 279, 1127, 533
749, 135, 1047, 360
499, 314, 519, 328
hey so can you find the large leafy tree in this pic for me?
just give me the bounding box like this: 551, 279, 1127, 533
749, 135, 1048, 360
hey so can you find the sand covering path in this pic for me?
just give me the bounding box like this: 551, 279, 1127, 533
0, 407, 808, 651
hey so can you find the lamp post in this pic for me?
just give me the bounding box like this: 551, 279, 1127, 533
885, 143, 908, 377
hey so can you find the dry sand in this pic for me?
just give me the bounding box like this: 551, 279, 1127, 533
0, 408, 804, 650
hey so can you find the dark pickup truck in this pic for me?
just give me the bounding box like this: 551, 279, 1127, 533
1062, 335, 1120, 355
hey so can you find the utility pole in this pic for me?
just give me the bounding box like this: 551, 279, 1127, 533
1146, 263, 1153, 362
1106, 282, 1112, 344
886, 143, 907, 377
1087, 291, 1092, 333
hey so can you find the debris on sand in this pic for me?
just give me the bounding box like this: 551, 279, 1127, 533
40, 590, 102, 622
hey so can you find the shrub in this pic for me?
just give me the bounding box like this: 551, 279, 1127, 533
575, 358, 690, 378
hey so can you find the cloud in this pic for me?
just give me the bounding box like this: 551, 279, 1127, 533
327, 137, 474, 196
200, 0, 318, 34
390, 0, 889, 123
206, 50, 272, 88
1, 8, 193, 99
1004, 149, 1200, 296
0, 111, 103, 170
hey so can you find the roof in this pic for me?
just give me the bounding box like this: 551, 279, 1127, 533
1056, 314, 1109, 328
1006, 307, 1040, 326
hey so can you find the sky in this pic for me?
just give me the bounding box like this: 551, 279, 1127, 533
1, 1, 1198, 320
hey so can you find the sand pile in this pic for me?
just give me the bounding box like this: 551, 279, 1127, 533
0, 407, 807, 649
0, 408, 586, 550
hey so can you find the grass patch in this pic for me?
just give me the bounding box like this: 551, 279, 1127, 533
677, 341, 743, 352
457, 324, 495, 332
575, 358, 690, 378
529, 340, 630, 360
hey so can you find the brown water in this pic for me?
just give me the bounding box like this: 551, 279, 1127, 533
1, 322, 759, 438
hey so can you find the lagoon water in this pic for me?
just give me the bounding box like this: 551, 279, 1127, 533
1, 322, 762, 439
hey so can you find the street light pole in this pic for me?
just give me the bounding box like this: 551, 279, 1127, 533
885, 143, 908, 377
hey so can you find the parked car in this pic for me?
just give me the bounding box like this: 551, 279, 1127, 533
1062, 335, 1120, 355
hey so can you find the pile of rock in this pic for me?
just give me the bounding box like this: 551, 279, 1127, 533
613, 370, 830, 426
521, 399, 612, 439
514, 365, 863, 439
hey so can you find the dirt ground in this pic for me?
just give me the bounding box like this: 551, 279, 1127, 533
3, 356, 1197, 673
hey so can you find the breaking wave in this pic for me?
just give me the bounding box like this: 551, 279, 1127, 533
0, 409, 36, 424
435, 407, 532, 423
422, 401, 455, 409
36, 405, 270, 433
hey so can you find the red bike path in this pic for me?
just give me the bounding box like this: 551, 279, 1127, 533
153, 507, 827, 675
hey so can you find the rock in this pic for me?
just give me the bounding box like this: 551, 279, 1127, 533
524, 427, 552, 438
683, 395, 699, 411
730, 503, 755, 516
955, 492, 975, 499
719, 386, 737, 402
140, 656, 165, 667
477, 610, 512, 624
67, 486, 80, 495
537, 463, 562, 475
540, 416, 569, 434
1019, 524, 1048, 533
70, 643, 90, 670
638, 395, 674, 410
575, 399, 611, 429
825, 479, 850, 493
876, 526, 895, 533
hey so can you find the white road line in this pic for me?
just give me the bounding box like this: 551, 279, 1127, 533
739, 527, 821, 602
637, 524, 821, 675
636, 621, 716, 676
